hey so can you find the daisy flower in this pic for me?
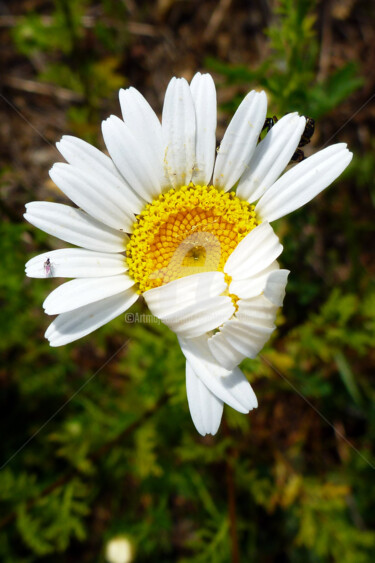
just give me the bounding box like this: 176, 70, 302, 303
25, 73, 352, 436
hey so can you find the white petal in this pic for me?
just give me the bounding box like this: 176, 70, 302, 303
45, 289, 138, 347
190, 72, 217, 185
229, 261, 279, 299
186, 361, 223, 436
224, 222, 282, 280
229, 263, 289, 306
156, 296, 235, 338
144, 271, 226, 318
209, 323, 274, 370
178, 335, 258, 413
162, 77, 196, 188
50, 163, 135, 232
236, 295, 278, 327
255, 143, 353, 222
208, 335, 245, 371
43, 274, 135, 315
56, 135, 144, 214
263, 269, 289, 307
213, 90, 267, 191
24, 202, 127, 253
208, 295, 278, 370
237, 113, 306, 202
102, 115, 164, 201
25, 249, 127, 278
119, 87, 165, 173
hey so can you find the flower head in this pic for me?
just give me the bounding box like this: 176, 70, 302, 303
25, 73, 352, 436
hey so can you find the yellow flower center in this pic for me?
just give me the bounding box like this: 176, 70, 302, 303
126, 184, 258, 292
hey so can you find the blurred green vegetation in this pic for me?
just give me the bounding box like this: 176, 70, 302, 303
207, 0, 363, 118
1, 0, 375, 561
12, 0, 128, 140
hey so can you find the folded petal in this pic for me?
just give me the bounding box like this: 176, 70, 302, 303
208, 295, 278, 370
43, 274, 135, 315
50, 163, 135, 232
102, 115, 164, 201
213, 90, 267, 191
144, 271, 226, 317
224, 222, 282, 280
229, 261, 279, 299
162, 77, 196, 188
178, 336, 258, 413
208, 322, 274, 371
263, 269, 289, 307
190, 72, 217, 185
229, 266, 289, 306
186, 361, 223, 436
255, 143, 353, 222
45, 290, 138, 347
25, 248, 127, 278
144, 272, 233, 337
24, 202, 127, 253
56, 135, 144, 214
237, 113, 306, 202
207, 335, 244, 372
236, 295, 278, 327
155, 296, 234, 338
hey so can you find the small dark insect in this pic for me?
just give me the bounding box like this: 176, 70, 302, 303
260, 115, 315, 163
290, 148, 305, 163
299, 117, 315, 147
259, 116, 278, 141
290, 117, 315, 162
44, 258, 53, 277
263, 116, 278, 132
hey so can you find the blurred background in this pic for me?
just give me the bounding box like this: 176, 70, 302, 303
1, 0, 375, 561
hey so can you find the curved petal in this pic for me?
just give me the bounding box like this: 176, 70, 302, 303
236, 295, 278, 327
119, 86, 164, 169
186, 361, 223, 436
255, 143, 353, 222
24, 202, 127, 253
56, 135, 144, 214
237, 113, 306, 202
190, 72, 217, 185
263, 269, 290, 307
229, 261, 279, 299
208, 295, 278, 370
43, 274, 135, 315
144, 271, 226, 317
208, 322, 274, 371
178, 335, 258, 413
155, 296, 235, 338
50, 163, 135, 232
224, 222, 282, 280
144, 272, 233, 338
162, 77, 196, 188
102, 115, 164, 201
25, 249, 127, 279
45, 289, 138, 347
213, 90, 267, 191
206, 335, 244, 372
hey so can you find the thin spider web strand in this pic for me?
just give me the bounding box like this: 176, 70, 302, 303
260, 354, 375, 471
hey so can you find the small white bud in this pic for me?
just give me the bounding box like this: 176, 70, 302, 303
105, 536, 133, 563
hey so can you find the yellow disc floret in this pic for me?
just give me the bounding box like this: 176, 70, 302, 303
126, 184, 258, 292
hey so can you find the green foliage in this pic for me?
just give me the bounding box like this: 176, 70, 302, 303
295, 479, 375, 562
16, 480, 88, 556
12, 0, 127, 134
207, 0, 363, 117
